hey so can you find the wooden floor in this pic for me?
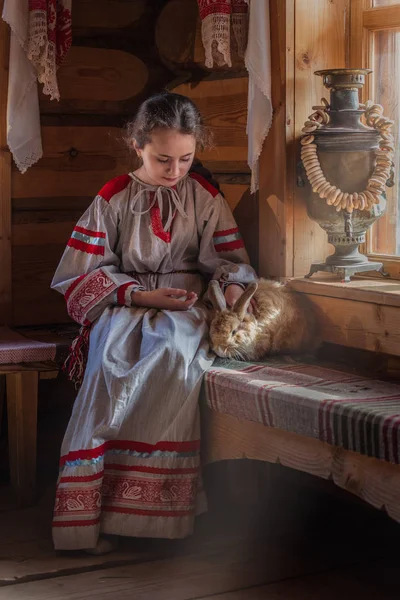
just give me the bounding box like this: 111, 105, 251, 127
0, 471, 400, 600
1, 377, 400, 599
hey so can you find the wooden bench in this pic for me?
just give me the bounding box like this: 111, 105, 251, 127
3, 324, 400, 524
201, 356, 400, 526
0, 325, 76, 506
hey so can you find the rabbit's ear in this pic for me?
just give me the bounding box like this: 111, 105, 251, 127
233, 282, 258, 320
208, 280, 227, 311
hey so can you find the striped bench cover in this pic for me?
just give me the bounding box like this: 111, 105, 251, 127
203, 357, 400, 466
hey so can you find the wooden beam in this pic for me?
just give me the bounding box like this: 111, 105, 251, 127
258, 0, 294, 279
349, 0, 373, 70
363, 5, 400, 30
0, 1, 12, 324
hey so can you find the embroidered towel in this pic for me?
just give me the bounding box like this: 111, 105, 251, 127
2, 0, 72, 173
2, 0, 43, 173
197, 0, 248, 68
27, 0, 72, 101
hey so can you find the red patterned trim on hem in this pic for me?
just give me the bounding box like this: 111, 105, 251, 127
53, 518, 100, 528
189, 172, 219, 198
59, 465, 199, 484
59, 472, 104, 483
98, 174, 132, 203
150, 206, 171, 243
214, 239, 245, 252
102, 506, 192, 518
67, 239, 104, 255
60, 439, 201, 466
105, 465, 199, 475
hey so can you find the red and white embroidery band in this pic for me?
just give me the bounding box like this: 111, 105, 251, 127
68, 226, 106, 256
213, 227, 244, 252
65, 270, 117, 324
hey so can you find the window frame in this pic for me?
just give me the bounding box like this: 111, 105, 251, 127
350, 0, 400, 277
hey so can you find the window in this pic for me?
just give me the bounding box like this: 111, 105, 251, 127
351, 1, 400, 275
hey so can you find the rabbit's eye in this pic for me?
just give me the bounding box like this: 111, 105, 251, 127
232, 329, 238, 336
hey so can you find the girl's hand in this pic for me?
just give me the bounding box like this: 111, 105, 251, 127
224, 284, 255, 314
131, 288, 198, 311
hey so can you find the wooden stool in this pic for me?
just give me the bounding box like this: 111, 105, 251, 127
0, 326, 74, 506
0, 362, 59, 506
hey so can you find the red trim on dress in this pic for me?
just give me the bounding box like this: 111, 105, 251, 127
150, 206, 171, 243
189, 172, 219, 198
58, 465, 198, 484
214, 239, 245, 252
60, 439, 201, 466
102, 506, 193, 518
117, 282, 132, 305
73, 226, 106, 238
98, 174, 132, 203
66, 269, 117, 324
213, 227, 240, 238
65, 274, 87, 302
53, 518, 100, 528
67, 238, 104, 255
104, 465, 199, 475
59, 471, 104, 483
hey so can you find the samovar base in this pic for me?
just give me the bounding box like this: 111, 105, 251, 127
305, 261, 389, 283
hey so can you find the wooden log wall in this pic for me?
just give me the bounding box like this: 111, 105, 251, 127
10, 0, 254, 326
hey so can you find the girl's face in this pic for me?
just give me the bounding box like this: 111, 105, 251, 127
134, 128, 196, 187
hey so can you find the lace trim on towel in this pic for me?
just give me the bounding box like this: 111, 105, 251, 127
27, 3, 72, 101
201, 14, 232, 68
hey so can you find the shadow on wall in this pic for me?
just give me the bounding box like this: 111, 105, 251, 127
234, 188, 259, 274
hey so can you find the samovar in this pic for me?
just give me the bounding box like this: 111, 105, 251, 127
299, 69, 394, 282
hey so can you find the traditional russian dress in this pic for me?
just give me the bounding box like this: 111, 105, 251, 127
51, 171, 256, 550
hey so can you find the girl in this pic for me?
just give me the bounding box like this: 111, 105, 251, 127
51, 92, 257, 554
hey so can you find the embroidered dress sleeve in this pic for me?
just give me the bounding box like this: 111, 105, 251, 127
51, 176, 145, 325
192, 173, 257, 288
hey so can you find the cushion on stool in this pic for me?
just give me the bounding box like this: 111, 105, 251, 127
0, 326, 56, 364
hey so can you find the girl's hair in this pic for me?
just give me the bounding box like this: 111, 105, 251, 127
125, 91, 213, 150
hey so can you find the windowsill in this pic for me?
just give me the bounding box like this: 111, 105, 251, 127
288, 274, 400, 308
287, 274, 400, 357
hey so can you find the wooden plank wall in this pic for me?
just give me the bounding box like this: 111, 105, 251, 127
258, 0, 350, 279
292, 0, 350, 277
10, 0, 253, 326
0, 0, 11, 324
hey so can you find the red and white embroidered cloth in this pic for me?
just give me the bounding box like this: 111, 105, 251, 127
28, 0, 72, 101
197, 0, 248, 68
